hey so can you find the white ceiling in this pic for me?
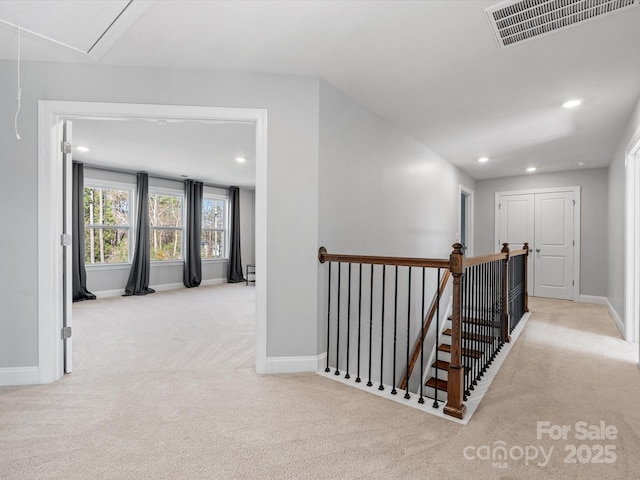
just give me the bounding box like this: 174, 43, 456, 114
73, 119, 256, 188
1, 1, 640, 180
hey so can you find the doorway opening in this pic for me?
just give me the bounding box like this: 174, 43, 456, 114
625, 135, 640, 347
459, 185, 474, 256
38, 101, 268, 384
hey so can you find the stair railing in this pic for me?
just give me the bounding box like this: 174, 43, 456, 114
318, 242, 529, 420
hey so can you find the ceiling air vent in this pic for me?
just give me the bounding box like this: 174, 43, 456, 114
485, 0, 639, 48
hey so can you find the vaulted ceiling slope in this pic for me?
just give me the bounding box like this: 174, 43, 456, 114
1, 0, 640, 180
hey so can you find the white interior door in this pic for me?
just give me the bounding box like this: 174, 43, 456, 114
61, 120, 73, 373
533, 191, 574, 300
497, 194, 535, 291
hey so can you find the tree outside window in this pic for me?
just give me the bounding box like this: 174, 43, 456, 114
149, 193, 183, 261
84, 186, 131, 264
201, 197, 227, 259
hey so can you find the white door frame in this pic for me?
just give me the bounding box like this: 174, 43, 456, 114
494, 186, 581, 301
459, 185, 474, 256
38, 101, 268, 383
625, 132, 640, 347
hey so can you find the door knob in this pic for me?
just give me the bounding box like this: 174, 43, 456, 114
536, 249, 540, 252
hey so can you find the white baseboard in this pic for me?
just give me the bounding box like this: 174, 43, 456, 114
151, 282, 186, 292
265, 353, 326, 374
0, 366, 39, 386
93, 288, 125, 299
578, 295, 607, 305
606, 299, 626, 338
200, 278, 227, 287
93, 278, 227, 298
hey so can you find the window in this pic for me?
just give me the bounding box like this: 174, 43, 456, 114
201, 196, 227, 259
84, 184, 131, 264
149, 192, 183, 261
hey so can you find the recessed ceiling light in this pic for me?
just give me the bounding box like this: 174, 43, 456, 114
235, 157, 246, 163
478, 157, 489, 163
562, 98, 582, 109
76, 146, 90, 152
526, 167, 537, 172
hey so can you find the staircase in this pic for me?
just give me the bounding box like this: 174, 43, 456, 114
424, 312, 502, 403
318, 242, 529, 420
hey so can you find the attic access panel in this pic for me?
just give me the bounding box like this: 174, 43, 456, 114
0, 0, 151, 58
485, 0, 639, 48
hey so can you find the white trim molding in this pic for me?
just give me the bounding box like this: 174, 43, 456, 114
459, 184, 474, 256
0, 367, 39, 386
625, 131, 640, 346
265, 353, 327, 374
606, 299, 626, 339
38, 101, 268, 384
577, 295, 608, 305
92, 278, 227, 299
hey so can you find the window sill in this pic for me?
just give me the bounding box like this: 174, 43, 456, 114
151, 260, 184, 267
202, 258, 229, 263
85, 263, 132, 271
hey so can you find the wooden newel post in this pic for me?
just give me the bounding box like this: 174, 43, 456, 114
444, 243, 467, 420
501, 243, 511, 343
523, 242, 530, 313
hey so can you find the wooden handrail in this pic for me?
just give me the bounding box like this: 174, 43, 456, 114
399, 269, 451, 391
318, 247, 450, 269
463, 252, 507, 268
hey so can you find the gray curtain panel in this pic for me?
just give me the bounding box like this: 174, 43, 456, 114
227, 186, 245, 283
183, 180, 203, 288
72, 162, 96, 302
124, 173, 155, 296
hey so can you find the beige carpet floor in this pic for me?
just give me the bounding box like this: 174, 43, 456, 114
1, 284, 639, 479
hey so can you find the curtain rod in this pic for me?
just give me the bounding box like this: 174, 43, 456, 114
81, 162, 234, 190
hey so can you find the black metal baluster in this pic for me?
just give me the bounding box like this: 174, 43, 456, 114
379, 265, 386, 391
433, 268, 440, 409
325, 262, 332, 373
345, 263, 352, 380
391, 266, 399, 395
335, 262, 341, 376
356, 263, 363, 383
463, 269, 469, 400
404, 267, 411, 400
470, 265, 476, 391
482, 262, 488, 375
367, 264, 374, 387
492, 261, 497, 359
480, 263, 484, 377
418, 267, 426, 405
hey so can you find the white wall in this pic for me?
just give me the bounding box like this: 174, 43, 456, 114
0, 60, 318, 370
317, 81, 475, 379
474, 168, 609, 297
608, 96, 640, 327
318, 81, 475, 259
